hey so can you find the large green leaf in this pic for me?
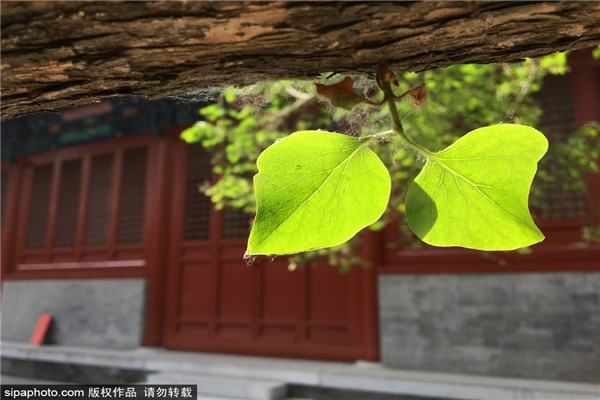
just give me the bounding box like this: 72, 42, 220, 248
247, 131, 391, 255
406, 124, 548, 251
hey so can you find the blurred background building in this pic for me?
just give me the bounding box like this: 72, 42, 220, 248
1, 48, 598, 390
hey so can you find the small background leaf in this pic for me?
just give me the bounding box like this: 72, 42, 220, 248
316, 77, 379, 110
406, 124, 548, 251
407, 83, 427, 106
247, 131, 391, 255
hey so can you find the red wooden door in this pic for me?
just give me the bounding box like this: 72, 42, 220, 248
162, 139, 379, 361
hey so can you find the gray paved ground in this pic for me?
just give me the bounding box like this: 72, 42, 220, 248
0, 375, 309, 400
1, 374, 67, 384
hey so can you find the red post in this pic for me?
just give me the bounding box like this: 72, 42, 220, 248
1, 162, 22, 278
359, 229, 383, 361
143, 132, 174, 347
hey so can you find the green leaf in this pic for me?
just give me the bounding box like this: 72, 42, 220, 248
247, 131, 391, 255
406, 124, 548, 251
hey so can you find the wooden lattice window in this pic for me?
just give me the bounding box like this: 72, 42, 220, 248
54, 159, 82, 247
26, 164, 53, 249
17, 135, 153, 266
184, 143, 212, 241
84, 153, 114, 245
535, 73, 589, 220
117, 147, 147, 244
223, 207, 251, 239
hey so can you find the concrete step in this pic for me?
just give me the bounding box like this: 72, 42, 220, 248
0, 374, 68, 384
195, 397, 311, 400
146, 371, 287, 400
195, 397, 289, 400
5, 343, 599, 400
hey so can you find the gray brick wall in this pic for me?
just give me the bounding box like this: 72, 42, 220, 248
378, 272, 600, 383
1, 279, 147, 349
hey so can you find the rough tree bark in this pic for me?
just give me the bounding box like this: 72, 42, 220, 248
2, 1, 599, 117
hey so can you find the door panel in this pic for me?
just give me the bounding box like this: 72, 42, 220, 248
163, 139, 378, 361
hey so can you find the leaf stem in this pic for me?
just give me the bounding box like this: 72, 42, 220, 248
378, 65, 434, 158
367, 129, 393, 140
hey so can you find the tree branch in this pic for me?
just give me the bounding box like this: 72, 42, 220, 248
2, 1, 599, 117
